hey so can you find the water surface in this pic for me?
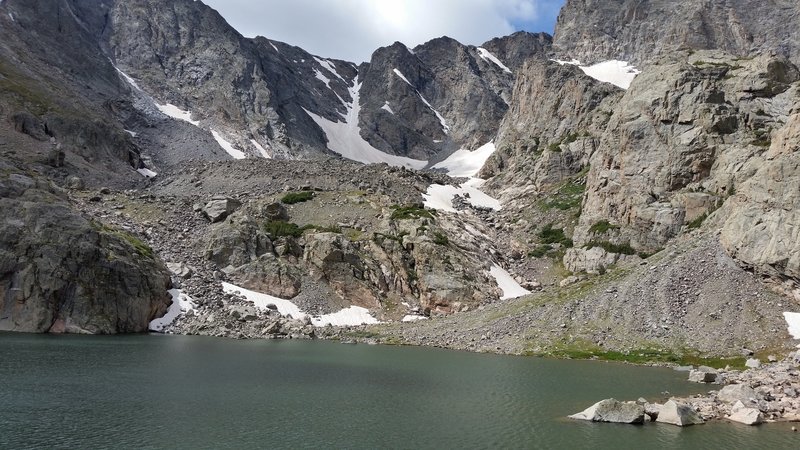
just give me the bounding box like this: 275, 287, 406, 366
0, 334, 796, 449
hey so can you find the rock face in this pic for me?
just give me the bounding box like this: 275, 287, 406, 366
568, 398, 645, 424
554, 0, 800, 67
0, 170, 172, 334
566, 51, 800, 272
655, 400, 704, 426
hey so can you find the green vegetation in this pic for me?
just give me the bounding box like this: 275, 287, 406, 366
538, 224, 573, 248
528, 244, 553, 258
264, 220, 311, 238
686, 213, 709, 229
390, 205, 435, 221
588, 220, 619, 235
751, 128, 772, 147
585, 240, 636, 255
281, 191, 314, 204
541, 346, 747, 369
637, 248, 664, 259
547, 132, 581, 153
539, 177, 586, 211
91, 220, 154, 259
372, 231, 409, 244
432, 232, 450, 246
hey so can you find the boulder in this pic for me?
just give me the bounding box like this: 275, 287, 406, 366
688, 367, 718, 383
745, 358, 761, 369
166, 262, 194, 279
727, 401, 764, 425
655, 400, 704, 426
717, 384, 760, 405
263, 202, 289, 221
203, 196, 242, 223
568, 399, 645, 424
230, 305, 259, 322
644, 402, 662, 421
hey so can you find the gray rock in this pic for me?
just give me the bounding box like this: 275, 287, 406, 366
745, 358, 762, 369
718, 384, 760, 405
727, 401, 764, 426
166, 262, 194, 279
655, 400, 704, 426
689, 367, 718, 383
203, 197, 242, 223
568, 398, 645, 424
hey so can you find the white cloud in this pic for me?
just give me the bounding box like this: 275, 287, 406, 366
203, 0, 549, 63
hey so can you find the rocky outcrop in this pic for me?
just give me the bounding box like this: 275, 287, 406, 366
564, 51, 800, 272
0, 169, 171, 333
481, 59, 621, 197
568, 398, 645, 424
554, 0, 800, 67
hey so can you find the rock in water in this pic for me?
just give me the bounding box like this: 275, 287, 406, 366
727, 401, 764, 425
655, 400, 704, 426
568, 399, 645, 424
203, 197, 242, 223
688, 367, 718, 383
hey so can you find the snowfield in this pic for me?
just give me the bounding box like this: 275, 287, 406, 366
424, 142, 502, 212
554, 59, 640, 90
222, 282, 381, 327
304, 81, 428, 169
211, 130, 247, 160
155, 103, 201, 126
488, 265, 531, 300
784, 312, 800, 342
432, 141, 497, 178
149, 289, 197, 332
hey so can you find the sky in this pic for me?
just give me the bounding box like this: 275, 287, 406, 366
203, 0, 566, 63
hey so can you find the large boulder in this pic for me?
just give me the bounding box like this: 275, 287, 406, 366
688, 366, 718, 383
203, 196, 242, 223
0, 173, 172, 334
717, 384, 760, 405
568, 399, 645, 424
655, 400, 704, 426
727, 401, 764, 425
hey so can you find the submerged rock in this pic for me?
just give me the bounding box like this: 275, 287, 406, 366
568, 399, 645, 424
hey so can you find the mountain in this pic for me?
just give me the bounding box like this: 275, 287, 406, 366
554, 0, 800, 67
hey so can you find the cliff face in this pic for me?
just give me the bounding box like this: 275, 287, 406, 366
554, 0, 800, 67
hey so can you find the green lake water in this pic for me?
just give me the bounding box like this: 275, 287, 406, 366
0, 333, 797, 449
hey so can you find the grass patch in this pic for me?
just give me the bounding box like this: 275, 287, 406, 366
91, 221, 154, 259
751, 128, 772, 147
390, 205, 435, 221
543, 346, 746, 369
539, 178, 586, 211
538, 224, 573, 248
264, 220, 314, 238
585, 240, 636, 255
588, 220, 619, 234
686, 213, 708, 230
432, 232, 449, 246
372, 231, 409, 244
529, 244, 553, 258
281, 191, 314, 205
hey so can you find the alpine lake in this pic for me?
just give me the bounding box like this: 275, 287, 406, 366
1, 333, 797, 449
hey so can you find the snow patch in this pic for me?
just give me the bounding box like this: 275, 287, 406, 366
393, 68, 413, 87
312, 307, 380, 327
155, 103, 200, 126
402, 315, 428, 323
477, 47, 512, 74
124, 130, 138, 138
314, 57, 345, 81
432, 142, 497, 178
489, 265, 531, 300
9, 13, 14, 22
381, 101, 394, 114
251, 139, 271, 159
114, 66, 142, 91
269, 42, 280, 53
137, 168, 157, 178
149, 289, 197, 332
784, 312, 800, 340
222, 282, 380, 327
314, 69, 331, 88
553, 59, 640, 90
304, 81, 427, 169
423, 178, 501, 213
211, 130, 247, 159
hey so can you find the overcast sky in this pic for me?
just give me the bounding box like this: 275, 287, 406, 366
203, 0, 565, 63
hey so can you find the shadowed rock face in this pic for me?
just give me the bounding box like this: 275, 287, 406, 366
554, 0, 800, 67
0, 171, 172, 334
